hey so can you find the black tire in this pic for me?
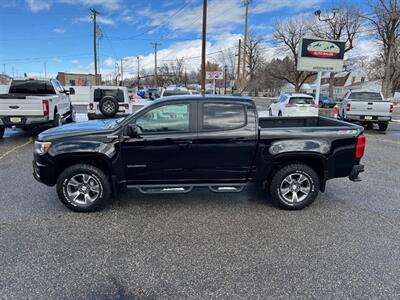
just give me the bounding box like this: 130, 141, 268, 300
0, 125, 4, 139
269, 109, 272, 116
378, 122, 388, 131
278, 111, 282, 117
99, 96, 118, 117
56, 164, 111, 212
53, 113, 62, 127
66, 105, 75, 123
365, 123, 373, 130
269, 163, 320, 210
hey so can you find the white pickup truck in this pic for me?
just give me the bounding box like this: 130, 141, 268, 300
0, 78, 75, 138
338, 91, 394, 131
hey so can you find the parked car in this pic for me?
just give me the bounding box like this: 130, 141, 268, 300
0, 78, 74, 138
308, 93, 337, 108
87, 86, 147, 120
337, 91, 393, 131
269, 93, 318, 117
160, 87, 192, 97
33, 96, 365, 212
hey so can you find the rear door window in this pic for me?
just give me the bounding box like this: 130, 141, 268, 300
93, 89, 125, 102
201, 103, 246, 131
289, 97, 314, 105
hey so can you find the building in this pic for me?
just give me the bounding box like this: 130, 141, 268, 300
56, 72, 101, 86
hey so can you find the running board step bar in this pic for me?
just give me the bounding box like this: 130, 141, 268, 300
128, 183, 246, 194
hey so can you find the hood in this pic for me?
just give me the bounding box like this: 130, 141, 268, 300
38, 119, 122, 141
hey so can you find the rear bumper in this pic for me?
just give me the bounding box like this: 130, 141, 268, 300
346, 115, 391, 122
0, 115, 50, 127
349, 164, 365, 182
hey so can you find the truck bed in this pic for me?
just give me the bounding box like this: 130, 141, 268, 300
259, 116, 359, 129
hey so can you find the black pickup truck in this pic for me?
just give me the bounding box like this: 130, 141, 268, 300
33, 96, 366, 212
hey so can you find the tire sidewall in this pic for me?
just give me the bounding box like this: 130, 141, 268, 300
99, 96, 118, 117
57, 165, 110, 212
270, 165, 319, 210
0, 125, 4, 138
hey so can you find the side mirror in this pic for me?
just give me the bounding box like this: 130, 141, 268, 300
126, 123, 140, 138
69, 88, 75, 95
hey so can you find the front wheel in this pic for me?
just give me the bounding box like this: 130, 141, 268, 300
378, 122, 388, 131
56, 164, 111, 212
269, 164, 320, 210
53, 113, 62, 127
0, 125, 4, 139
269, 109, 272, 116
66, 105, 76, 123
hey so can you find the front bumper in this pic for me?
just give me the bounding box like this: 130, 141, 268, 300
32, 154, 56, 186
349, 164, 365, 182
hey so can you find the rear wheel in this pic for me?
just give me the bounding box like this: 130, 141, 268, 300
53, 113, 62, 127
269, 163, 320, 210
278, 111, 282, 117
269, 109, 272, 116
365, 123, 373, 130
378, 122, 388, 131
0, 125, 4, 139
56, 164, 111, 212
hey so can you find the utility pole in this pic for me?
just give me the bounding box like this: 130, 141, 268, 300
240, 0, 249, 95
224, 65, 228, 95
236, 39, 241, 90
120, 58, 124, 84
90, 8, 99, 84
137, 56, 140, 88
201, 0, 208, 96
151, 42, 160, 87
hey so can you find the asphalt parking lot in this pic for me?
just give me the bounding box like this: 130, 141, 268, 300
1, 102, 400, 299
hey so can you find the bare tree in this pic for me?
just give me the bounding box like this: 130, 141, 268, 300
272, 16, 314, 92
365, 0, 400, 97
246, 34, 264, 96
310, 6, 362, 97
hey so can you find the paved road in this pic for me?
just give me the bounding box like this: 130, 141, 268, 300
1, 110, 400, 299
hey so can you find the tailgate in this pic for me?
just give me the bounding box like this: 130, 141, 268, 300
348, 100, 391, 116
0, 97, 44, 116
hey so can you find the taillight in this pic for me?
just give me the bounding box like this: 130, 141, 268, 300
355, 134, 366, 159
346, 103, 351, 112
285, 103, 296, 107
42, 99, 49, 116
333, 104, 339, 114
123, 104, 129, 109
390, 103, 394, 113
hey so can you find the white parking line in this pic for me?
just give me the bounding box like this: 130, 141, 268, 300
0, 138, 33, 161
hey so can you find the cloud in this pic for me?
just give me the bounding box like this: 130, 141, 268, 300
347, 38, 381, 59
53, 28, 66, 33
71, 60, 80, 64
252, 0, 322, 14
25, 0, 52, 12
51, 57, 62, 63
59, 0, 121, 10
75, 15, 115, 25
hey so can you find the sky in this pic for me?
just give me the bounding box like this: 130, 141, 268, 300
0, 0, 376, 79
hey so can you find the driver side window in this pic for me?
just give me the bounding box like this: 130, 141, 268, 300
136, 103, 190, 134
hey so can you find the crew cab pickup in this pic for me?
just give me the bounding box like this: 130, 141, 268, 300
33, 96, 366, 212
338, 91, 394, 131
0, 78, 75, 138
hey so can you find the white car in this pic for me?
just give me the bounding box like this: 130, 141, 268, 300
87, 86, 150, 120
268, 93, 318, 117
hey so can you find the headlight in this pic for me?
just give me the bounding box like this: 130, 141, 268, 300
34, 141, 52, 154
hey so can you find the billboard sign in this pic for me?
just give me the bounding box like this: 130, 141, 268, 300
297, 38, 346, 72
206, 71, 224, 80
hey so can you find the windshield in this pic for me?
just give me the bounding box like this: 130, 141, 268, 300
349, 92, 383, 101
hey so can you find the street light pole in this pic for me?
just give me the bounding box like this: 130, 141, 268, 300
224, 65, 227, 95
137, 56, 140, 88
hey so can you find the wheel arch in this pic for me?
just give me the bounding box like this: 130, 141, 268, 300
266, 153, 327, 192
